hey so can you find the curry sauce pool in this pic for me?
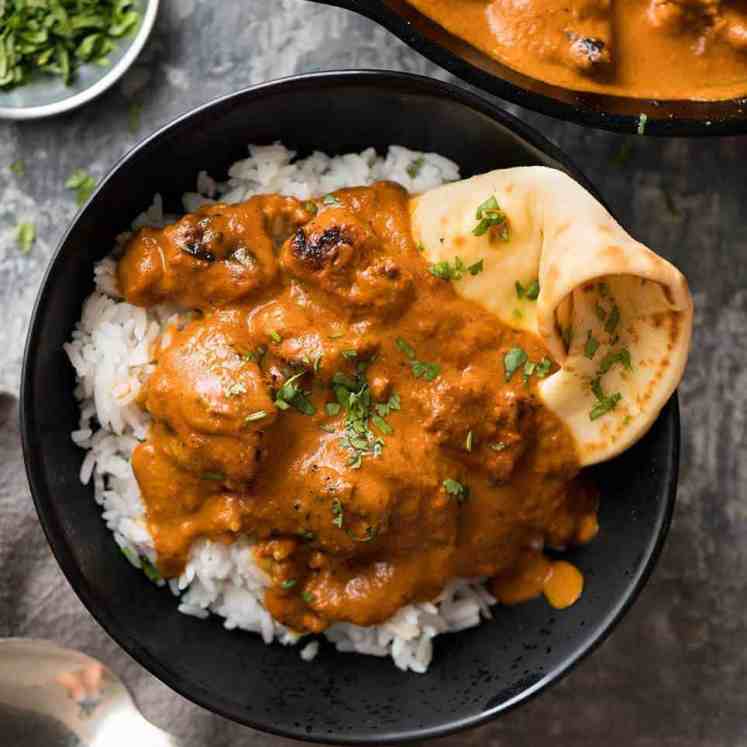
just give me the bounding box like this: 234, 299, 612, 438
64, 144, 690, 671
405, 0, 747, 101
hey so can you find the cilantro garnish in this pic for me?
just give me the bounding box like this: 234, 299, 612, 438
406, 156, 425, 179
332, 365, 391, 469
331, 499, 344, 528
141, 556, 162, 584
516, 279, 540, 300
584, 330, 600, 360
16, 222, 35, 254
395, 337, 440, 381
275, 371, 316, 416
604, 304, 621, 334
472, 195, 509, 239
66, 169, 96, 206
503, 347, 528, 382
443, 478, 469, 503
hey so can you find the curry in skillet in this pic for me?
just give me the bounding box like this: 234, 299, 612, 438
405, 0, 747, 100
118, 182, 598, 634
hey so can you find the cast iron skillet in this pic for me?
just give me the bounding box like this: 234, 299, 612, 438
21, 71, 678, 744
312, 0, 747, 136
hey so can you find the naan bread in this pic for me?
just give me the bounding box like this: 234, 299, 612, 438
410, 167, 692, 466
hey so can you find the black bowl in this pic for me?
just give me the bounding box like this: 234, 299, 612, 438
21, 71, 678, 743
313, 0, 747, 136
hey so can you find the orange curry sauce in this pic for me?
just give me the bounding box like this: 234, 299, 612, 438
405, 0, 747, 100
118, 182, 598, 634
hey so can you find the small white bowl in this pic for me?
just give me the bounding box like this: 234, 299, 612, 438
0, 0, 159, 121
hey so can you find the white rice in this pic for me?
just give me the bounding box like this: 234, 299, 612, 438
64, 143, 494, 673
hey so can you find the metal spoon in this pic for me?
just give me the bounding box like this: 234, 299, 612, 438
0, 638, 180, 746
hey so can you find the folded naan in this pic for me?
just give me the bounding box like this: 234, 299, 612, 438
410, 167, 692, 466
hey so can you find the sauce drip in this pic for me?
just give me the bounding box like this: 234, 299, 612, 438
405, 0, 747, 101
118, 182, 598, 632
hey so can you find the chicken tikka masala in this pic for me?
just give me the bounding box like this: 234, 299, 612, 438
405, 0, 747, 100
118, 181, 598, 634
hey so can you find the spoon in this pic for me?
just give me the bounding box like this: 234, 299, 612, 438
0, 638, 180, 746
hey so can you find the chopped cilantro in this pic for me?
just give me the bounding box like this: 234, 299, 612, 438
535, 357, 552, 379
605, 304, 620, 335
331, 499, 344, 528
128, 101, 142, 134
16, 222, 35, 254
395, 337, 416, 360
342, 349, 357, 360
375, 392, 400, 417
396, 338, 440, 381
503, 347, 528, 382
346, 525, 379, 542
332, 365, 388, 468
489, 442, 508, 452
590, 393, 622, 420
269, 330, 282, 344
590, 391, 622, 420
594, 303, 607, 322
303, 200, 318, 216
598, 348, 632, 374
9, 159, 25, 176
468, 259, 484, 276
325, 402, 341, 416
0, 0, 142, 91
584, 330, 600, 360
429, 256, 466, 281
443, 478, 469, 503
275, 371, 316, 416
472, 195, 509, 240
301, 591, 315, 604
411, 360, 441, 381
525, 279, 540, 300
141, 557, 162, 584
66, 168, 96, 206
371, 414, 393, 435
322, 193, 340, 206
281, 579, 297, 589
406, 156, 425, 179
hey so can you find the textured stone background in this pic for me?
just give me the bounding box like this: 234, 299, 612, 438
1, 1, 746, 745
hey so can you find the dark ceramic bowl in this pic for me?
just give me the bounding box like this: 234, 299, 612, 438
313, 0, 747, 136
21, 71, 678, 744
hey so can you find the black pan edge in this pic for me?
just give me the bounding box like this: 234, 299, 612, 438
312, 0, 747, 136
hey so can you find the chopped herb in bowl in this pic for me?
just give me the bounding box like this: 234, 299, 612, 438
0, 0, 142, 91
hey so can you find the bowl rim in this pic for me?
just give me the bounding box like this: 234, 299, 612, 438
312, 0, 747, 136
0, 0, 159, 121
20, 69, 679, 744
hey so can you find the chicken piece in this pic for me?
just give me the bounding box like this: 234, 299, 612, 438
141, 316, 277, 484
279, 185, 414, 320
417, 366, 534, 483
118, 195, 308, 310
